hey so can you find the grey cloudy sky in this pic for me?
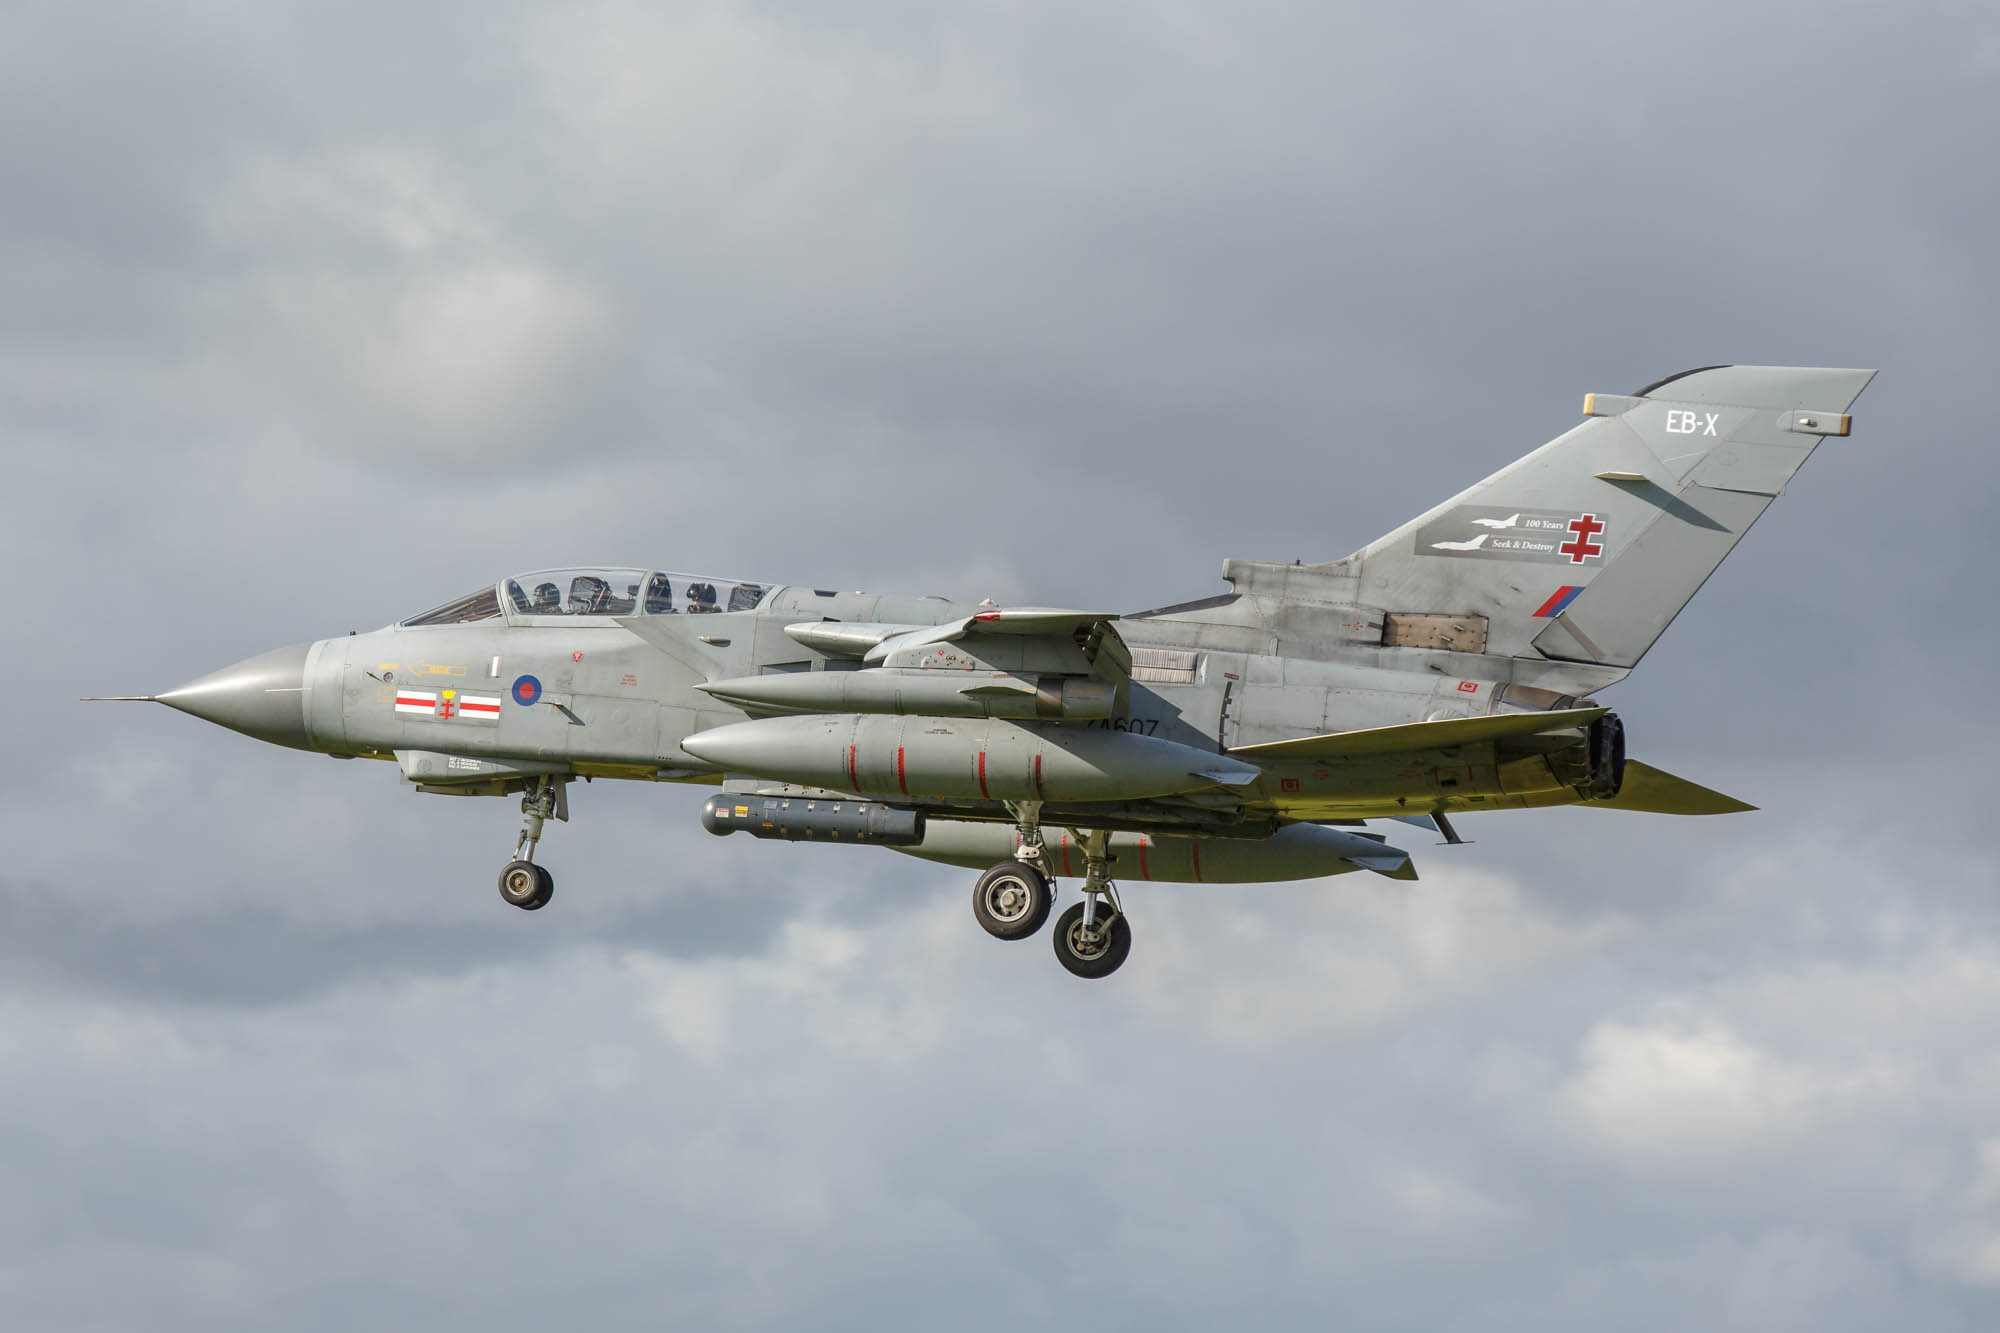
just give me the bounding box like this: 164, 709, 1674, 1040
5, 1, 2000, 1328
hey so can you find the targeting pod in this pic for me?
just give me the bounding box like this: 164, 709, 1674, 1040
701, 793, 927, 846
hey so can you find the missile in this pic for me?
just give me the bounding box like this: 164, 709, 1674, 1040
780, 621, 912, 657
698, 669, 1115, 720
680, 715, 1261, 802
890, 818, 1415, 882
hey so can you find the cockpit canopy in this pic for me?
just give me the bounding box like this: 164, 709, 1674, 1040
401, 568, 772, 627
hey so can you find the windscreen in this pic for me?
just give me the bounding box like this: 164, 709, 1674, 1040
402, 584, 503, 627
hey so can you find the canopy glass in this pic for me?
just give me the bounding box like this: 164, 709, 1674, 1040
401, 569, 772, 627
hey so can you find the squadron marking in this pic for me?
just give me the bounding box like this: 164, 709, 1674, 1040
1559, 514, 1606, 563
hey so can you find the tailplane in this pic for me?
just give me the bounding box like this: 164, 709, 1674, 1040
1324, 365, 1875, 669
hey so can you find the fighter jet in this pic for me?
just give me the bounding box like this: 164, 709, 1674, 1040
90, 365, 1874, 979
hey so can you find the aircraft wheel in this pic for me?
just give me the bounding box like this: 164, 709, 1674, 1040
972, 860, 1052, 940
1052, 901, 1131, 978
500, 860, 554, 911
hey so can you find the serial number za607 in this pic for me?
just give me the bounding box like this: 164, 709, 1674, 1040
1082, 717, 1160, 735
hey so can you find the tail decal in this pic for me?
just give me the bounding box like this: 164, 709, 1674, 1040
1329, 365, 1875, 670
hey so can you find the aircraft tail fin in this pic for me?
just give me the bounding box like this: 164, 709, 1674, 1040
1321, 366, 1876, 670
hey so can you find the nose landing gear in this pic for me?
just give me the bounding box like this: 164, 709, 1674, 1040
499, 859, 553, 910
498, 777, 566, 911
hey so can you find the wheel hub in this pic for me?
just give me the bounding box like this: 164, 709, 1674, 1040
989, 882, 1028, 920
1067, 920, 1108, 959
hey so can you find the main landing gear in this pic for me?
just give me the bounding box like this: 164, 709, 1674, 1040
498, 776, 566, 911
970, 804, 1132, 978
972, 860, 1052, 940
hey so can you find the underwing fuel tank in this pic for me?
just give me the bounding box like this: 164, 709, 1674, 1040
680, 715, 1261, 802
700, 793, 926, 845
893, 819, 1413, 882
699, 670, 1116, 720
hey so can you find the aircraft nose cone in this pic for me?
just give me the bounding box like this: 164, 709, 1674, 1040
679, 721, 767, 770
157, 642, 313, 750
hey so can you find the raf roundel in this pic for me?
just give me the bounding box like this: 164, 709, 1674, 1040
511, 674, 542, 707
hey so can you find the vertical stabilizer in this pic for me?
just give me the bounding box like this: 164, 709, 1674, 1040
1321, 365, 1875, 668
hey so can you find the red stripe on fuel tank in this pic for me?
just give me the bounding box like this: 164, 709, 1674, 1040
896, 746, 907, 794
978, 750, 989, 799
847, 744, 857, 788
1191, 840, 1203, 883
1033, 754, 1044, 799
1138, 837, 1151, 880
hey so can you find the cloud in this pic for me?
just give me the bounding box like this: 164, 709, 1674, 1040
1127, 866, 1630, 1047
1561, 1018, 1842, 1159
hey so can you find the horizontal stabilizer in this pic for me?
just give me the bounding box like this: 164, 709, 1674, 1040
1230, 706, 1605, 761
1584, 759, 1755, 814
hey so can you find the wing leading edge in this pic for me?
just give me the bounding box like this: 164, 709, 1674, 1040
1226, 707, 1607, 761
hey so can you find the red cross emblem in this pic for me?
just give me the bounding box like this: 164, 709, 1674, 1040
1559, 513, 1605, 564
435, 697, 457, 719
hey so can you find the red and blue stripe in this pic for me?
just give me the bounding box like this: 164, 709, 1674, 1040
1532, 585, 1584, 618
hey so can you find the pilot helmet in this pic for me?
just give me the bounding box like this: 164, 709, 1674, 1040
570, 575, 610, 613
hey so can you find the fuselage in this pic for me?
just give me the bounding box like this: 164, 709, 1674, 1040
186, 564, 1617, 831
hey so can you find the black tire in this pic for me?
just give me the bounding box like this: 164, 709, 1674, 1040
499, 860, 550, 911
1052, 900, 1131, 978
972, 860, 1052, 941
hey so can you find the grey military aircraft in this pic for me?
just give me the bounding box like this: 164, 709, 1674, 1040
91, 365, 1874, 978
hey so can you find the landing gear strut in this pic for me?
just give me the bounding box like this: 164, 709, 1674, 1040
971, 802, 1053, 940
968, 814, 1134, 976
498, 776, 566, 911
1051, 829, 1130, 979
